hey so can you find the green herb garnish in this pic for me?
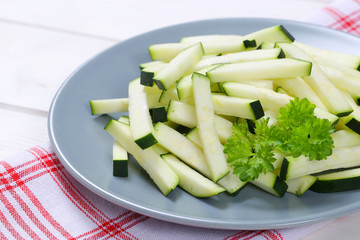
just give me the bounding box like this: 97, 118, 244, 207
224, 98, 335, 182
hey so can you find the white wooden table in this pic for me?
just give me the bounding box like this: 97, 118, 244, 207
1, 0, 360, 239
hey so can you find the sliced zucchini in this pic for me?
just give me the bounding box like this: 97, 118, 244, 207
105, 120, 179, 196
113, 141, 128, 177
167, 100, 233, 143
211, 94, 264, 120
140, 62, 167, 86
191, 48, 285, 72
149, 106, 167, 123
341, 90, 360, 134
206, 58, 312, 82
257, 42, 276, 49
332, 129, 360, 148
186, 127, 201, 146
128, 78, 157, 149
139, 60, 165, 69
192, 73, 229, 182
177, 64, 222, 100
161, 154, 225, 197
273, 77, 328, 111
294, 42, 360, 71
153, 43, 204, 90
154, 122, 211, 178
89, 98, 128, 115
275, 42, 352, 117
149, 39, 254, 62
118, 116, 130, 125
158, 84, 179, 106
275, 86, 289, 95
217, 169, 248, 196
245, 25, 294, 46
251, 172, 288, 198
320, 65, 360, 98
310, 168, 360, 193
149, 43, 187, 62
286, 175, 317, 196
222, 82, 292, 112
184, 127, 248, 195
279, 146, 360, 180
222, 82, 338, 125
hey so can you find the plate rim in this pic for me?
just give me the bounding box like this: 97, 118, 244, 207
48, 17, 360, 230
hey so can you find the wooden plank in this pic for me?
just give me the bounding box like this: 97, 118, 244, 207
0, 106, 48, 160
0, 0, 333, 40
0, 21, 116, 111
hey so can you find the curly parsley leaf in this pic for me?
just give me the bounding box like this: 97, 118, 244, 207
224, 98, 335, 182
224, 119, 276, 182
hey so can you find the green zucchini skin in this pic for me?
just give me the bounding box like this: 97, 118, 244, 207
310, 177, 360, 193
134, 133, 158, 149
250, 100, 264, 120
279, 157, 290, 181
310, 168, 360, 193
243, 39, 257, 48
273, 177, 288, 198
149, 107, 167, 123
113, 160, 128, 177
346, 118, 360, 135
140, 70, 155, 86
279, 25, 295, 42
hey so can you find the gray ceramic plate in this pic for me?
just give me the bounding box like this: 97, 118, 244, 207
48, 18, 360, 230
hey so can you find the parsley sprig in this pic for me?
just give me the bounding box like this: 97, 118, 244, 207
224, 98, 335, 182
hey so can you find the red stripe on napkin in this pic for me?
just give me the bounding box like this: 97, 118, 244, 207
303, 0, 360, 36
1, 143, 330, 239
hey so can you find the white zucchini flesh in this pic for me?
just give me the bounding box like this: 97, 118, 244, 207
158, 84, 179, 106
222, 82, 338, 124
276, 42, 353, 117
190, 48, 285, 72
167, 100, 233, 144
154, 122, 212, 178
320, 65, 360, 98
149, 40, 254, 63
105, 120, 179, 196
192, 73, 229, 182
206, 58, 312, 82
340, 90, 360, 134
332, 129, 360, 149
140, 62, 167, 86
161, 154, 225, 197
149, 43, 187, 62
139, 60, 166, 69
153, 43, 204, 90
239, 80, 273, 90
244, 25, 295, 46
273, 77, 328, 111
286, 175, 317, 197
223, 82, 291, 112
211, 94, 264, 120
90, 98, 129, 115
177, 64, 220, 100
128, 78, 157, 149
184, 128, 248, 195
294, 42, 360, 71
280, 146, 360, 180
251, 172, 288, 197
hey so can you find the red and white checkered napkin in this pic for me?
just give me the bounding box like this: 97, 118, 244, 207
0, 142, 330, 240
303, 0, 360, 35
1, 1, 360, 239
